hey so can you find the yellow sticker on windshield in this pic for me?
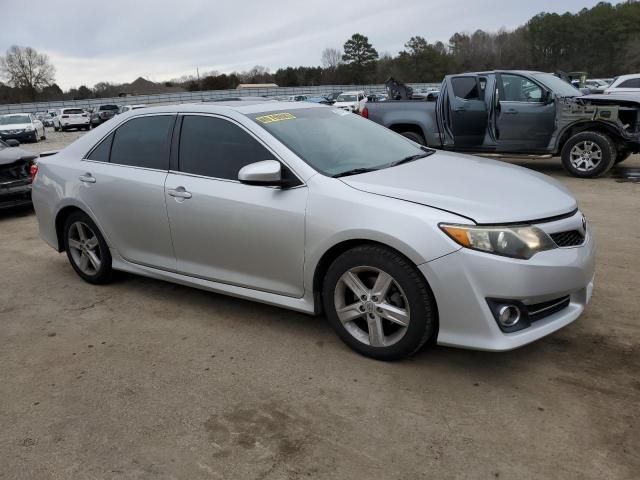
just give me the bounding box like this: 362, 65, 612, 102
255, 112, 296, 124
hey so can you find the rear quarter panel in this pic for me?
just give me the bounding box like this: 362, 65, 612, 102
366, 101, 440, 146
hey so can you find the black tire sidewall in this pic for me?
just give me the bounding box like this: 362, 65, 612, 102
322, 245, 436, 361
63, 211, 113, 284
400, 131, 426, 146
561, 131, 616, 178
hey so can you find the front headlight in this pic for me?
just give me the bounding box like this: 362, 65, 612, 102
440, 224, 556, 259
25, 125, 34, 131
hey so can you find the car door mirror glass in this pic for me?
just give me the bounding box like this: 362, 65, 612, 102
238, 160, 287, 187
6, 139, 20, 147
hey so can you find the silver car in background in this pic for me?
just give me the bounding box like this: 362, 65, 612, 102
32, 102, 595, 360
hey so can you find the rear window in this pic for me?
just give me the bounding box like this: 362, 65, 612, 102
63, 109, 84, 114
99, 105, 119, 111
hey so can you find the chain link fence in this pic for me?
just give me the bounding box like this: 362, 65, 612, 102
0, 83, 440, 115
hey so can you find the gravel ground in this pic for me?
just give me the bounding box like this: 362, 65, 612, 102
0, 128, 639, 479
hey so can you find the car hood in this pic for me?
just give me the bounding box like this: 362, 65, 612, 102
0, 146, 37, 165
340, 150, 577, 224
0, 123, 31, 131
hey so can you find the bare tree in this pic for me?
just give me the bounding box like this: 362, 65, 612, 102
321, 48, 342, 69
0, 46, 55, 99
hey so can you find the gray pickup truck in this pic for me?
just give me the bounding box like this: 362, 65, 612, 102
363, 71, 640, 177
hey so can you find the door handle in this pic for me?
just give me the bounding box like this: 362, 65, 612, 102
168, 187, 192, 199
79, 173, 96, 183
454, 107, 466, 112
503, 109, 518, 114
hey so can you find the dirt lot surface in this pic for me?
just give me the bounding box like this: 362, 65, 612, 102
1, 128, 639, 479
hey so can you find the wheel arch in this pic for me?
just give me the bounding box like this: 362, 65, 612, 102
311, 238, 438, 316
555, 121, 625, 154
388, 123, 427, 143
54, 203, 110, 253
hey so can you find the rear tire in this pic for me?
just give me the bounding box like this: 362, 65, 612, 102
561, 131, 616, 178
322, 244, 436, 361
63, 211, 113, 285
400, 131, 426, 146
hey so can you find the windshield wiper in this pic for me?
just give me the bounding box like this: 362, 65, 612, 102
332, 167, 380, 178
387, 150, 434, 168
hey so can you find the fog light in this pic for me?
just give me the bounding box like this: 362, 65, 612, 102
498, 305, 521, 327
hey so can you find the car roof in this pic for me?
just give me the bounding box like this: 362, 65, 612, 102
123, 101, 325, 116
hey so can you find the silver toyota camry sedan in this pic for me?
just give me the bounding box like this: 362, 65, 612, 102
32, 102, 595, 360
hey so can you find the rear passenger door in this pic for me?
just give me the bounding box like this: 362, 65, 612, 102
79, 114, 177, 270
164, 114, 307, 297
443, 75, 488, 148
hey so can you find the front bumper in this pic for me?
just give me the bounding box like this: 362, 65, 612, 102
421, 222, 595, 351
0, 130, 36, 142
0, 182, 32, 209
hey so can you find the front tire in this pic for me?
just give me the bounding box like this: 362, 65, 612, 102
63, 211, 112, 284
561, 131, 616, 178
322, 244, 437, 361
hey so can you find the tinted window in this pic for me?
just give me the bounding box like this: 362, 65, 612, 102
99, 105, 119, 111
618, 79, 640, 88
87, 133, 113, 162
500, 74, 543, 102
110, 116, 173, 169
451, 77, 480, 100
179, 116, 274, 180
63, 109, 84, 114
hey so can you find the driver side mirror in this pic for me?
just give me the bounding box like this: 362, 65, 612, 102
6, 139, 20, 147
543, 90, 555, 104
238, 160, 291, 188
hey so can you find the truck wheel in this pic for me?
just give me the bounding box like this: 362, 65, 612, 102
400, 131, 426, 146
615, 149, 632, 164
561, 131, 616, 178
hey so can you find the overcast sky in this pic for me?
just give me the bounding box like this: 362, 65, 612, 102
0, 0, 616, 89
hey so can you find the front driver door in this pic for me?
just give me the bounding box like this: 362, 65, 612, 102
165, 114, 307, 297
443, 75, 488, 148
495, 73, 556, 151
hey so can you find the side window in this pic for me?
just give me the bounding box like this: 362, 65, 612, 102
110, 116, 174, 169
451, 77, 480, 100
179, 116, 276, 180
500, 74, 543, 102
87, 133, 114, 162
619, 78, 640, 88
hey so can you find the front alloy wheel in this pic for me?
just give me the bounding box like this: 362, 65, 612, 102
334, 267, 410, 347
323, 244, 436, 360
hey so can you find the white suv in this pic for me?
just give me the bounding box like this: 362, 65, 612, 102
53, 108, 91, 132
333, 91, 366, 113
603, 73, 640, 95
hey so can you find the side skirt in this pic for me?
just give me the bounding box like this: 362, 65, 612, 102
110, 249, 317, 315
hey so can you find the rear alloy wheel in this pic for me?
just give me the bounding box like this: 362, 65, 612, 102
561, 131, 616, 178
63, 212, 112, 284
323, 244, 436, 360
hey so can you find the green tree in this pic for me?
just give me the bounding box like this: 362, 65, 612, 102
342, 33, 378, 83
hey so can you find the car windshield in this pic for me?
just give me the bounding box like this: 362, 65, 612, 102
99, 105, 119, 111
0, 115, 30, 125
532, 73, 583, 97
250, 108, 429, 177
336, 95, 357, 102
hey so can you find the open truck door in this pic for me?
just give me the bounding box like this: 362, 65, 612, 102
438, 75, 488, 148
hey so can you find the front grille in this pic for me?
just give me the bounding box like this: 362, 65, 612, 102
550, 230, 584, 247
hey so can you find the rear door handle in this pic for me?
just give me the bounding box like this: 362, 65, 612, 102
79, 174, 96, 183
168, 187, 192, 199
